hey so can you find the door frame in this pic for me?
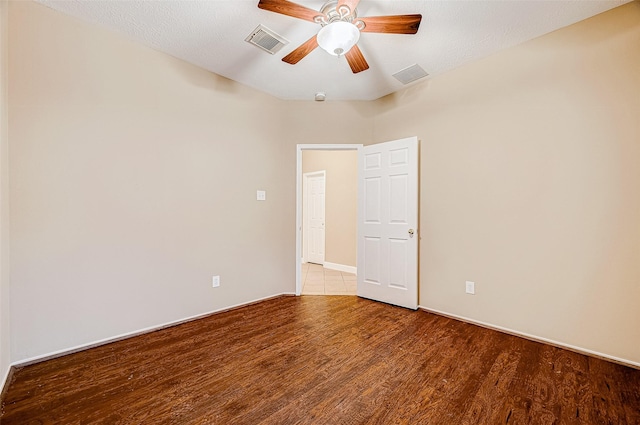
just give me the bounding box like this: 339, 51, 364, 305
296, 144, 362, 296
302, 170, 326, 265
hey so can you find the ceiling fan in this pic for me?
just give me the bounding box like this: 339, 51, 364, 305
257, 0, 422, 73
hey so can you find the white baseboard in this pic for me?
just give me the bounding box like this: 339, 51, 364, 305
420, 306, 640, 370
12, 293, 291, 369
323, 262, 357, 274
0, 363, 12, 399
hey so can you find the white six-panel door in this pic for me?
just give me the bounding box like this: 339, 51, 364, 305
357, 137, 418, 310
304, 171, 326, 265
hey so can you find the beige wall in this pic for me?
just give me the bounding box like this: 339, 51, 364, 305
0, 0, 10, 386
7, 1, 300, 361
5, 1, 373, 366
283, 100, 374, 147
4, 0, 639, 377
374, 2, 640, 364
302, 150, 357, 268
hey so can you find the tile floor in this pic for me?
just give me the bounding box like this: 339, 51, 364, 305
301, 263, 357, 295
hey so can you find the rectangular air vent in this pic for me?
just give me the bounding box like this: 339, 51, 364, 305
245, 24, 289, 55
392, 64, 429, 85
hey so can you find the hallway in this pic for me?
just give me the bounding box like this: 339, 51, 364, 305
301, 263, 357, 295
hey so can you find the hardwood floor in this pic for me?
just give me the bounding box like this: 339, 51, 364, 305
2, 296, 639, 424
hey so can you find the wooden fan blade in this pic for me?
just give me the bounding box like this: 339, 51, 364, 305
258, 0, 323, 23
282, 35, 319, 65
359, 14, 422, 34
336, 0, 361, 14
345, 45, 369, 74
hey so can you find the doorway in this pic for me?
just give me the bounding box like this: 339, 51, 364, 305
296, 137, 419, 310
296, 144, 361, 296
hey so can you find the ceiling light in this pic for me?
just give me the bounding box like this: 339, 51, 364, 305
317, 21, 360, 56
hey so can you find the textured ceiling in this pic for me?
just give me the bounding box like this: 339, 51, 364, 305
35, 0, 631, 101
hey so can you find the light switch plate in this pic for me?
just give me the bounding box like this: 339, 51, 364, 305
465, 281, 475, 295
257, 190, 266, 201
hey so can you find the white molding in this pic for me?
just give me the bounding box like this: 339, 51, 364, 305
0, 364, 11, 397
420, 306, 640, 370
298, 144, 361, 151
323, 261, 356, 274
11, 293, 289, 368
295, 144, 362, 296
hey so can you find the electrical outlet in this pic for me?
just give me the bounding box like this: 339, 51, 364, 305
212, 275, 220, 288
465, 281, 475, 295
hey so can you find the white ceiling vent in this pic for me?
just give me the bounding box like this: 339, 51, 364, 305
392, 64, 429, 85
245, 24, 289, 55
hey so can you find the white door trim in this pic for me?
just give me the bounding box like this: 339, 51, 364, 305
296, 144, 363, 296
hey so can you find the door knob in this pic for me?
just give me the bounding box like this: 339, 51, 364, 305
408, 228, 415, 237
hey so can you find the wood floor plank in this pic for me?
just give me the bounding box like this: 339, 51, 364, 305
2, 296, 639, 424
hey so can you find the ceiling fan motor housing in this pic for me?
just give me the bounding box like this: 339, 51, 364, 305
317, 0, 358, 25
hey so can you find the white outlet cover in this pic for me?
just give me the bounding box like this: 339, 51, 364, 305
212, 275, 220, 288
256, 190, 266, 201
465, 281, 475, 295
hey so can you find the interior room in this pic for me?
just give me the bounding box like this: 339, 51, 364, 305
1, 0, 639, 422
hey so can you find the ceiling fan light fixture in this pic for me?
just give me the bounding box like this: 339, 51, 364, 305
317, 21, 360, 56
